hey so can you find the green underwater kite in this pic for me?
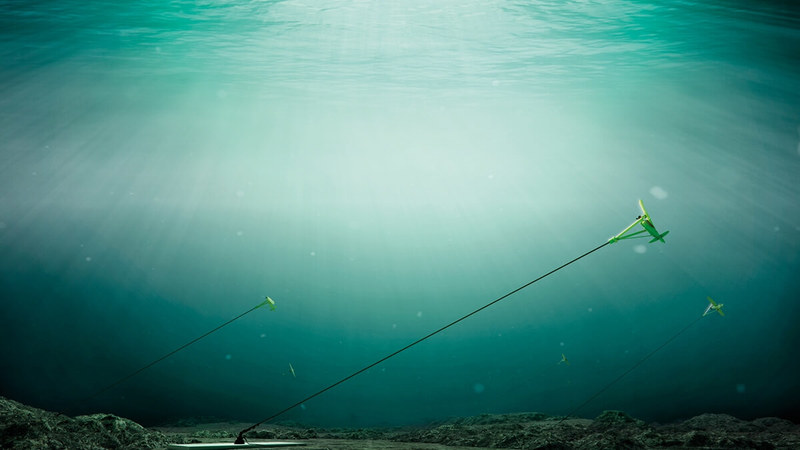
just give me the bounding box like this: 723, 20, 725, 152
703, 296, 724, 317
609, 199, 670, 244
261, 296, 276, 311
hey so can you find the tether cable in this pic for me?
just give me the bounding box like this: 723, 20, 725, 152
82, 298, 272, 403
559, 314, 705, 423
236, 240, 611, 442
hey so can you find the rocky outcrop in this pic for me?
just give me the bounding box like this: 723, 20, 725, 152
0, 396, 174, 449
391, 411, 800, 449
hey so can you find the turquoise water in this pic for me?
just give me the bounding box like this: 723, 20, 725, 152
1, 0, 799, 428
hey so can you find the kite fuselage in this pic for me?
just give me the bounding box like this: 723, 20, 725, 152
641, 219, 659, 238
641, 218, 669, 243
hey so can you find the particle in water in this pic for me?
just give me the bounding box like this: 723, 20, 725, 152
649, 186, 668, 200
473, 383, 485, 394
634, 245, 647, 254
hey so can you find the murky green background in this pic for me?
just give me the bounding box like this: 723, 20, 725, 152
1, 0, 798, 427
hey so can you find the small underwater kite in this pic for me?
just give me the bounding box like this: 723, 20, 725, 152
559, 353, 570, 366
562, 294, 725, 422
703, 296, 725, 317
609, 200, 670, 244
82, 296, 278, 403
289, 363, 296, 378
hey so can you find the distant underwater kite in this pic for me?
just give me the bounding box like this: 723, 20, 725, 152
560, 293, 726, 421
703, 296, 724, 317
81, 296, 277, 403
559, 353, 570, 366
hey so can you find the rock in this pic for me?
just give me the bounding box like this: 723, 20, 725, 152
392, 411, 799, 449
679, 413, 756, 432
591, 410, 646, 428
0, 396, 174, 449
250, 426, 318, 440
752, 416, 797, 432
188, 429, 234, 439
445, 412, 551, 426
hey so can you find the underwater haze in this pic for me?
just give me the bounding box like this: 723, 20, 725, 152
1, 0, 799, 428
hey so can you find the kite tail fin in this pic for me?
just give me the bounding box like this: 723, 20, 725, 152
649, 230, 669, 243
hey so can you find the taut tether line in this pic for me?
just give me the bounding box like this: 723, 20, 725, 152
235, 200, 669, 443
236, 241, 612, 442
81, 297, 275, 403
558, 314, 704, 423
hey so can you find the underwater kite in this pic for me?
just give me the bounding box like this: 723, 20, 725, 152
703, 296, 725, 317
559, 353, 570, 366
265, 296, 276, 311
609, 199, 670, 244
289, 363, 296, 378
561, 294, 726, 422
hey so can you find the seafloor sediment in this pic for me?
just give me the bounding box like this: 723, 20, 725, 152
2, 395, 798, 449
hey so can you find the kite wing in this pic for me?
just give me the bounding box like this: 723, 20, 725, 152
638, 199, 650, 219
705, 297, 725, 316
